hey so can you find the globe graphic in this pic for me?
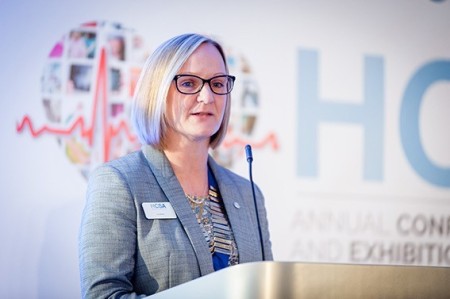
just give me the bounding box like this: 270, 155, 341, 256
39, 21, 261, 178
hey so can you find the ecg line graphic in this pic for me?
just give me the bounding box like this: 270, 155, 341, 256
17, 48, 279, 164
16, 48, 137, 162
223, 131, 279, 151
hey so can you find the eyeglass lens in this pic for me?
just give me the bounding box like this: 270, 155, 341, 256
175, 75, 234, 95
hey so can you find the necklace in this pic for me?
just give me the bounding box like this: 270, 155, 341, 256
185, 193, 208, 205
186, 191, 209, 217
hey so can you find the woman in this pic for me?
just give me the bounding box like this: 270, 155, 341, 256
79, 33, 272, 298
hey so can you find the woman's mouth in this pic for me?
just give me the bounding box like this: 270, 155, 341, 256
192, 112, 213, 116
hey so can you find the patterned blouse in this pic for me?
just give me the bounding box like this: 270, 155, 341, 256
186, 168, 239, 270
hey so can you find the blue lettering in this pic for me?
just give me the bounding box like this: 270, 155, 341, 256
400, 60, 450, 187
151, 203, 166, 209
297, 49, 384, 180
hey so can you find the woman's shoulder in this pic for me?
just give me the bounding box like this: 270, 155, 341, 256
108, 150, 145, 167
91, 150, 147, 177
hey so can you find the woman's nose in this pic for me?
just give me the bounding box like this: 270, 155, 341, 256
197, 83, 215, 104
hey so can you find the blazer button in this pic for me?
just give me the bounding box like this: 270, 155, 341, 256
234, 202, 241, 209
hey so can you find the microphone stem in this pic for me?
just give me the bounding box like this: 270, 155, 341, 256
248, 158, 265, 261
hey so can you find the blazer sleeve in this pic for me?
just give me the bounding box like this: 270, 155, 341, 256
78, 164, 147, 299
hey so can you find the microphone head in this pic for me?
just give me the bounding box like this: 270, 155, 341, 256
245, 144, 253, 162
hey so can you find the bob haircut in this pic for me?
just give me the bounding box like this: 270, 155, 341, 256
131, 33, 231, 150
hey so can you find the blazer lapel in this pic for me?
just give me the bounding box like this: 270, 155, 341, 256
208, 157, 260, 263
141, 146, 214, 275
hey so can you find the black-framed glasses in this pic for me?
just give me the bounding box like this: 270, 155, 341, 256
173, 74, 236, 95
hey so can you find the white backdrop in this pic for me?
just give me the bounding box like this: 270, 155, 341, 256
1, 0, 449, 297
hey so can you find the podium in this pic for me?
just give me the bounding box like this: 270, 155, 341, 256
146, 261, 450, 298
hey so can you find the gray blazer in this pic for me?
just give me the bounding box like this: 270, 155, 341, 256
79, 145, 273, 298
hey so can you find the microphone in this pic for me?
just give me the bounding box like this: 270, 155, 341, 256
245, 144, 265, 261
245, 144, 253, 163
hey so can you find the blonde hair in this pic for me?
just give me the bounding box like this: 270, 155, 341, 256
131, 33, 231, 149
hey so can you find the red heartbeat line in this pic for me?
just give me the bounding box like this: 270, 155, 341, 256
222, 131, 279, 151
16, 48, 137, 162
17, 48, 279, 162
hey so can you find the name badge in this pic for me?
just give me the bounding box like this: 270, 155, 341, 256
142, 202, 177, 219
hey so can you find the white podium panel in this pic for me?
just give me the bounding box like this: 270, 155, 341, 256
146, 261, 450, 299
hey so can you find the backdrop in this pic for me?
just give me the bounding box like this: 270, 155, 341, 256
1, 0, 449, 297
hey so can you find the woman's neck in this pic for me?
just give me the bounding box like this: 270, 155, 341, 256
163, 140, 210, 197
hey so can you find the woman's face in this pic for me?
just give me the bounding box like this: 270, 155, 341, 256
165, 43, 228, 146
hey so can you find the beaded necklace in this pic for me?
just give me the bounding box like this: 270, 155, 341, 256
185, 193, 208, 215
186, 169, 239, 269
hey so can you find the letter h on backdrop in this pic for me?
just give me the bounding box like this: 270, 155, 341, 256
296, 49, 384, 181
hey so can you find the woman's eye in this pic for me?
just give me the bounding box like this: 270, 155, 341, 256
180, 80, 198, 89
212, 79, 227, 88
